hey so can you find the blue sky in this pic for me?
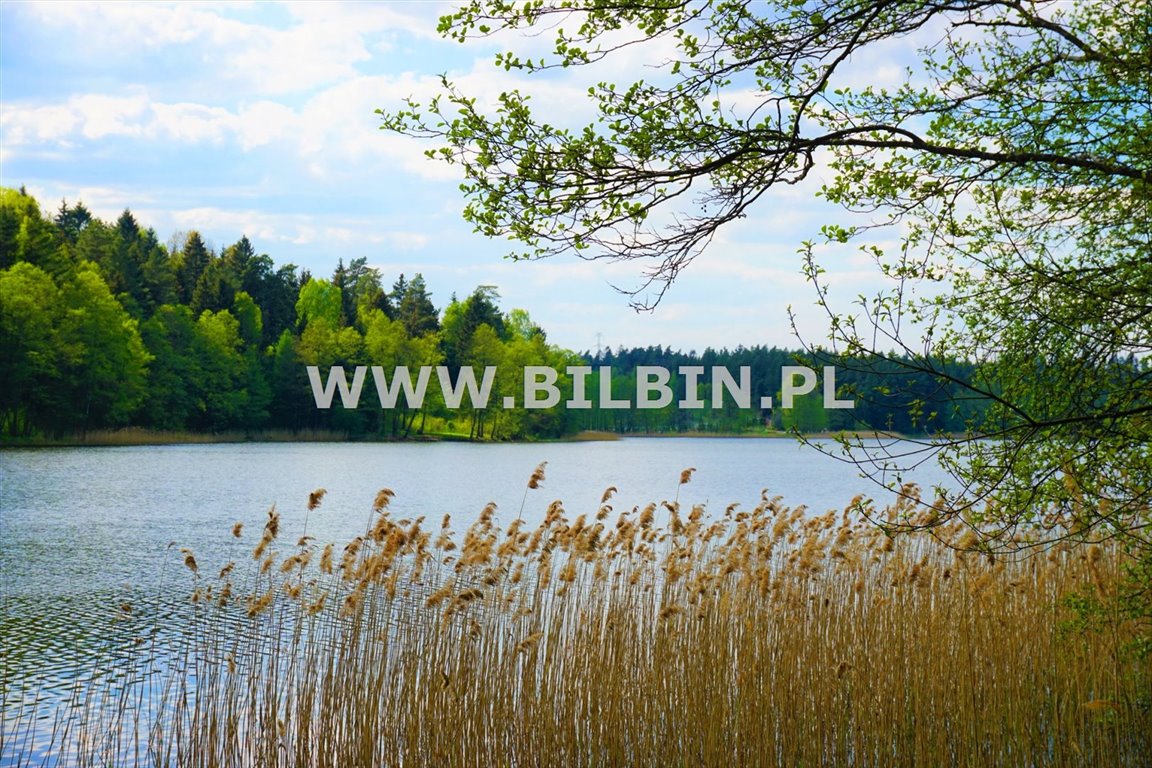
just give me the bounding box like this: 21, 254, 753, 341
1, 0, 918, 354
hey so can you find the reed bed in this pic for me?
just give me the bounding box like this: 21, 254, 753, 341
12, 470, 1151, 767
3, 427, 352, 446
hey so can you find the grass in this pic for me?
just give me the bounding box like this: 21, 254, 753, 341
564, 430, 622, 441
0, 427, 354, 447
9, 470, 1151, 767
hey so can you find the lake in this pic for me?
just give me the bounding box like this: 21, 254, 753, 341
0, 437, 952, 764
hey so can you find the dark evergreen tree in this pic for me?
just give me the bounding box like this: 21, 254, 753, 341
191, 258, 236, 315
55, 200, 92, 244
261, 263, 301, 347
341, 257, 391, 327
221, 235, 258, 289
332, 258, 353, 327
177, 231, 211, 305
111, 209, 150, 316
219, 236, 299, 346
139, 228, 178, 309
396, 273, 439, 337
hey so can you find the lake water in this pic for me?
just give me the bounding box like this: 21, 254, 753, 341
1, 437, 952, 764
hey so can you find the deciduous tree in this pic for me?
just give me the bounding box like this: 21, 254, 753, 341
380, 0, 1152, 557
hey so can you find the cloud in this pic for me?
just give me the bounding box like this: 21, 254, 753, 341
2, 103, 81, 144
380, 231, 431, 251
232, 101, 297, 149
166, 207, 291, 242
4, 92, 147, 144
154, 206, 434, 253
3, 1, 904, 353
15, 1, 444, 96
1, 74, 457, 183
22, 1, 240, 48
223, 21, 370, 95
149, 102, 236, 143
23, 183, 157, 222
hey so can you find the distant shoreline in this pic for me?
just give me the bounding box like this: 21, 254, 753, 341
0, 427, 921, 448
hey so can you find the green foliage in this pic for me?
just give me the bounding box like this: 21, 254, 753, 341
0, 188, 59, 271
140, 305, 201, 430
295, 278, 343, 330
333, 256, 392, 330
191, 258, 235, 316
378, 0, 1152, 551
777, 391, 827, 434
391, 273, 440, 337
192, 309, 255, 430
176, 231, 212, 306
222, 237, 300, 346
53, 199, 92, 245
232, 291, 263, 348
0, 263, 66, 435
442, 285, 505, 369
506, 307, 545, 342
361, 308, 445, 437
0, 187, 999, 444
376, 0, 1152, 642
57, 263, 151, 431
266, 330, 310, 431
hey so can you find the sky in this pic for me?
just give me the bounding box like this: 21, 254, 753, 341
1, 0, 919, 354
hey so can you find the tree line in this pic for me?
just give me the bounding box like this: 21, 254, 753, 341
3, 186, 992, 440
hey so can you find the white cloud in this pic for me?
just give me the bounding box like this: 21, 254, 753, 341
167, 207, 288, 242
23, 183, 155, 222
5, 93, 149, 143
58, 203, 431, 258
224, 22, 369, 95
287, 72, 484, 182
4, 0, 909, 352
149, 102, 234, 143
1, 74, 459, 184
2, 103, 78, 144
380, 231, 431, 251
290, 225, 318, 245
283, 1, 444, 41
18, 1, 444, 97
233, 101, 296, 149
23, 1, 233, 46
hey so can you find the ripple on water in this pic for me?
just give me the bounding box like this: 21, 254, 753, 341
2, 588, 198, 764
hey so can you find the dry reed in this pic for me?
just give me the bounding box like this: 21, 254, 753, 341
15, 475, 1152, 767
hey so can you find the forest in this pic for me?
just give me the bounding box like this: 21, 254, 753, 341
1, 186, 987, 441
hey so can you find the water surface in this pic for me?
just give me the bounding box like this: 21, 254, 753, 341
1, 437, 951, 764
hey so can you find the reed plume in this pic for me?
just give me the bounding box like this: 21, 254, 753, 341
33, 471, 1151, 768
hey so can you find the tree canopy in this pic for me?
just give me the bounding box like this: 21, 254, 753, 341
379, 0, 1151, 554
2, 185, 1000, 444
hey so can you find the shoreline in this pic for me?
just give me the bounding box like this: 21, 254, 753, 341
0, 427, 920, 448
